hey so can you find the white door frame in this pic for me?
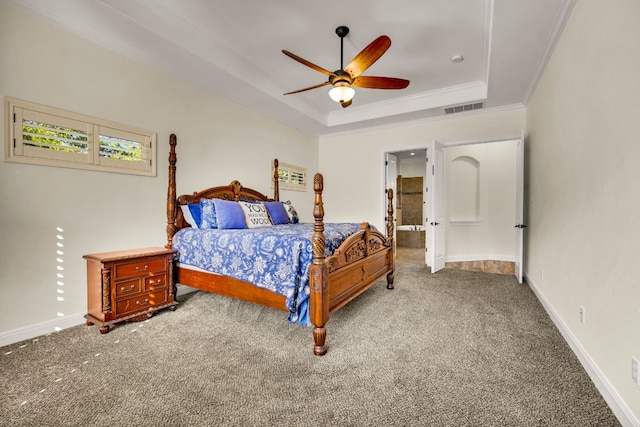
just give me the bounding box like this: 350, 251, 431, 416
427, 140, 446, 272
514, 133, 525, 283
383, 132, 525, 278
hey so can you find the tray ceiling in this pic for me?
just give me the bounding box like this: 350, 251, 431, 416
6, 0, 575, 136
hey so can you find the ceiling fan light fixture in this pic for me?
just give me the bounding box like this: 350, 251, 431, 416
329, 82, 355, 103
283, 26, 408, 108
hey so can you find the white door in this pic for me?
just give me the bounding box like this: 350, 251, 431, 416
427, 141, 446, 272
385, 153, 398, 248
514, 135, 525, 283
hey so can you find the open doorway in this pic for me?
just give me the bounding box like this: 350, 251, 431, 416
386, 137, 525, 282
387, 149, 427, 265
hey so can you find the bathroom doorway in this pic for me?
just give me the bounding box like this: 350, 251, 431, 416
388, 149, 427, 264
385, 137, 525, 281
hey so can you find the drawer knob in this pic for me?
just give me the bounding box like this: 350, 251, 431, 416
120, 285, 136, 292
135, 265, 149, 272
136, 299, 149, 306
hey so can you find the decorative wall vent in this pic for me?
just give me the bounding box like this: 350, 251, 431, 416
444, 102, 484, 114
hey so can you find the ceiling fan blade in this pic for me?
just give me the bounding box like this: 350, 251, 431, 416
282, 50, 335, 77
283, 81, 331, 95
344, 35, 391, 78
352, 76, 410, 90
340, 99, 353, 108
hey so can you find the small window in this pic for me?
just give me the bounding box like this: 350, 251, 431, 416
4, 97, 156, 176
273, 161, 307, 192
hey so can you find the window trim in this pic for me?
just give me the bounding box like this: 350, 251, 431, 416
4, 97, 157, 176
273, 161, 307, 192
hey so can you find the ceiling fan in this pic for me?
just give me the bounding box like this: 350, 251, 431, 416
282, 26, 410, 108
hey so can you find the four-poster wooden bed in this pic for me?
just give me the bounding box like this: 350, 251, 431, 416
165, 133, 395, 355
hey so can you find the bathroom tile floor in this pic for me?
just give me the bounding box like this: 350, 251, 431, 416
395, 247, 515, 276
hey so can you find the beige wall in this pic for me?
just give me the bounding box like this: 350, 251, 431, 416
0, 4, 317, 336
526, 0, 640, 421
318, 108, 525, 231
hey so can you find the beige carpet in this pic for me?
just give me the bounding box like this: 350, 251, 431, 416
1, 263, 620, 426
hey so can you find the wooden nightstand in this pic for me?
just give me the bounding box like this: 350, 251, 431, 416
84, 247, 177, 334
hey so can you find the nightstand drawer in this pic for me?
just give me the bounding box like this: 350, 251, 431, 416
115, 279, 143, 299
115, 290, 168, 317
145, 274, 167, 291
115, 258, 167, 279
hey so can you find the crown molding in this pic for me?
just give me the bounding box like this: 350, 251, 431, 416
327, 81, 488, 127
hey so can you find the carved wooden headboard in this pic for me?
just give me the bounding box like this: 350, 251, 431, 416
174, 180, 277, 230
165, 133, 281, 248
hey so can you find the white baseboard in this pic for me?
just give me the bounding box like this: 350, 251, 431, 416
0, 312, 86, 348
525, 272, 639, 427
0, 285, 198, 348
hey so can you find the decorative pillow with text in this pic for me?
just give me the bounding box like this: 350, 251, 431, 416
239, 201, 273, 228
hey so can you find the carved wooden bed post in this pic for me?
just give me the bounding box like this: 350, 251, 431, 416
166, 133, 177, 249
386, 188, 395, 289
273, 159, 280, 201
309, 173, 329, 356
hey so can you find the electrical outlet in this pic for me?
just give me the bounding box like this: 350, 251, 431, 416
632, 357, 639, 385
579, 306, 585, 324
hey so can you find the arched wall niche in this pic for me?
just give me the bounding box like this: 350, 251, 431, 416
450, 155, 480, 222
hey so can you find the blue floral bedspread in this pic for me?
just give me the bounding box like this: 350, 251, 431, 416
172, 223, 363, 325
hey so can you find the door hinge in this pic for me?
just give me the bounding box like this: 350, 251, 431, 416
432, 165, 435, 175
13, 113, 16, 123
385, 160, 388, 166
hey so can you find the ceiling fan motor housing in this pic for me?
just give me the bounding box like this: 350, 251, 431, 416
330, 70, 353, 86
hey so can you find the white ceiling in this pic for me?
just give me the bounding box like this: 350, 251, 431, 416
6, 0, 575, 136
